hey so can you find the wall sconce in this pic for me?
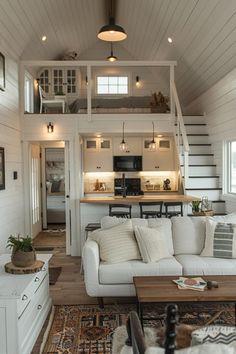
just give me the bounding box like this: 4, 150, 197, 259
149, 121, 156, 151
86, 75, 88, 85
136, 76, 140, 87
47, 122, 54, 133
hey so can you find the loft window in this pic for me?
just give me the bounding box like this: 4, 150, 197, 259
225, 140, 236, 194
96, 76, 128, 95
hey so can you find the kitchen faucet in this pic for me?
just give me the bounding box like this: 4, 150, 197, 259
122, 173, 126, 198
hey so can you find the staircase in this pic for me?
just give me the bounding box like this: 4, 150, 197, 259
179, 115, 225, 215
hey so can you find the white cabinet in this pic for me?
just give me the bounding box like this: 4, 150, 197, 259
84, 138, 113, 172
142, 137, 175, 171
113, 137, 142, 155
0, 254, 52, 354
38, 67, 79, 97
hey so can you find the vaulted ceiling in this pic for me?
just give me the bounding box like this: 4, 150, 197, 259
1, 0, 236, 105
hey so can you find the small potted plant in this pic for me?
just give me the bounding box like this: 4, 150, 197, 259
7, 235, 36, 267
191, 200, 201, 214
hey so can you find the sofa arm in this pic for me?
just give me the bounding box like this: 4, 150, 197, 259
82, 239, 100, 296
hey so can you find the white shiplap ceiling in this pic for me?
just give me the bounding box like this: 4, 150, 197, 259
1, 0, 236, 105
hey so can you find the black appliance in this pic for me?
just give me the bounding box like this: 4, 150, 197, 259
113, 156, 142, 172
114, 178, 142, 196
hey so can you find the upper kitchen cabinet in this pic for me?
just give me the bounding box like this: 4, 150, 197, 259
84, 138, 113, 172
142, 136, 175, 171
113, 137, 142, 155
38, 68, 79, 97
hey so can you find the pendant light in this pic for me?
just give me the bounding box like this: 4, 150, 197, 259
120, 121, 127, 151
106, 42, 118, 62
149, 121, 156, 151
97, 0, 127, 42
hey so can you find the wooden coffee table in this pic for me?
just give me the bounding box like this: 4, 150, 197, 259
134, 275, 236, 326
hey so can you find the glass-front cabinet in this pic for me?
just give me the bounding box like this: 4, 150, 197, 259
38, 68, 79, 97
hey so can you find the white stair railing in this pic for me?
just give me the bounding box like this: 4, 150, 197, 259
171, 80, 190, 189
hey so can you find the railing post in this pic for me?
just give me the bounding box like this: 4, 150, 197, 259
184, 151, 189, 189
87, 65, 92, 121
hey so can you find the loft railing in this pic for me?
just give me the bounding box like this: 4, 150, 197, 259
171, 80, 189, 189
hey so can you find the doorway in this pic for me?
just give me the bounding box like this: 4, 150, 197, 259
28, 141, 71, 254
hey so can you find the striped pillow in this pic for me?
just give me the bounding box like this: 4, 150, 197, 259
201, 218, 236, 258
90, 220, 141, 263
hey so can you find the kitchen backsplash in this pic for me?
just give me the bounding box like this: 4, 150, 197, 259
84, 171, 178, 193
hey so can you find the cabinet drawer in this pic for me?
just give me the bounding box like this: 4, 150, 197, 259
17, 263, 48, 318
18, 274, 50, 344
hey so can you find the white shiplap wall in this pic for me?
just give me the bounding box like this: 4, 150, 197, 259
185, 67, 236, 213
0, 48, 24, 253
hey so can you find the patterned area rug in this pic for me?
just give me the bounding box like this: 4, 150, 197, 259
41, 303, 234, 354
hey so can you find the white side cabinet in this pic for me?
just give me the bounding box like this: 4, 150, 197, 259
0, 254, 52, 354
142, 137, 175, 171
84, 138, 113, 172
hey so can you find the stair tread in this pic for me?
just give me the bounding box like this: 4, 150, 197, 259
180, 164, 216, 167
186, 134, 209, 136
187, 176, 219, 178
175, 123, 206, 126
181, 144, 211, 146
211, 200, 225, 203
185, 188, 222, 190
182, 154, 214, 156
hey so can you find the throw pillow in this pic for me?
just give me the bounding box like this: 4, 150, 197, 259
134, 225, 171, 263
201, 218, 236, 258
191, 325, 236, 346
90, 220, 141, 263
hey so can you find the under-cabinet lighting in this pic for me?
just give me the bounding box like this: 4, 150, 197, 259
168, 37, 173, 43
85, 172, 115, 177
139, 171, 175, 177
42, 35, 47, 42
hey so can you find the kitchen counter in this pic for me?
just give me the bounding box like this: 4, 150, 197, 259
80, 194, 199, 204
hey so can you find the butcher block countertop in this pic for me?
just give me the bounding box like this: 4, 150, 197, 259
80, 194, 199, 204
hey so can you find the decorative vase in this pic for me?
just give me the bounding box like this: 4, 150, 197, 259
11, 249, 36, 268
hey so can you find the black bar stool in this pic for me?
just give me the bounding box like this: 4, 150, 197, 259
164, 202, 183, 218
109, 204, 132, 218
85, 223, 101, 239
139, 201, 163, 218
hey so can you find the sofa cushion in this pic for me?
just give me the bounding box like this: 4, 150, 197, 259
201, 218, 236, 258
99, 258, 182, 284
134, 226, 172, 263
175, 254, 236, 276
90, 220, 141, 263
172, 217, 206, 255
147, 218, 174, 255
100, 216, 174, 255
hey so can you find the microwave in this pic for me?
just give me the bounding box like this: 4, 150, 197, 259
113, 156, 142, 172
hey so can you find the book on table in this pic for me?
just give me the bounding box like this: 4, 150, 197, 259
173, 277, 207, 291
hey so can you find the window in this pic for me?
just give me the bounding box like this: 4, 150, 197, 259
226, 140, 236, 194
96, 76, 128, 95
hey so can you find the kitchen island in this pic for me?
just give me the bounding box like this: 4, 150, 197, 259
79, 194, 199, 248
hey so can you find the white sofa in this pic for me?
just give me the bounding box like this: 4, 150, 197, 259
82, 214, 236, 299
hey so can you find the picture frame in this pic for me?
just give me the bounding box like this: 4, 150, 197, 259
0, 147, 5, 190
0, 52, 5, 91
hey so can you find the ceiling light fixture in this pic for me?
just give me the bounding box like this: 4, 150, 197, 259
120, 121, 127, 151
97, 0, 127, 42
168, 37, 173, 43
106, 42, 118, 62
42, 35, 47, 41
149, 121, 156, 151
136, 75, 140, 87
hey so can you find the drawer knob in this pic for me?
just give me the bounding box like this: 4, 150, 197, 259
37, 304, 42, 310
22, 294, 28, 301
34, 277, 40, 282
